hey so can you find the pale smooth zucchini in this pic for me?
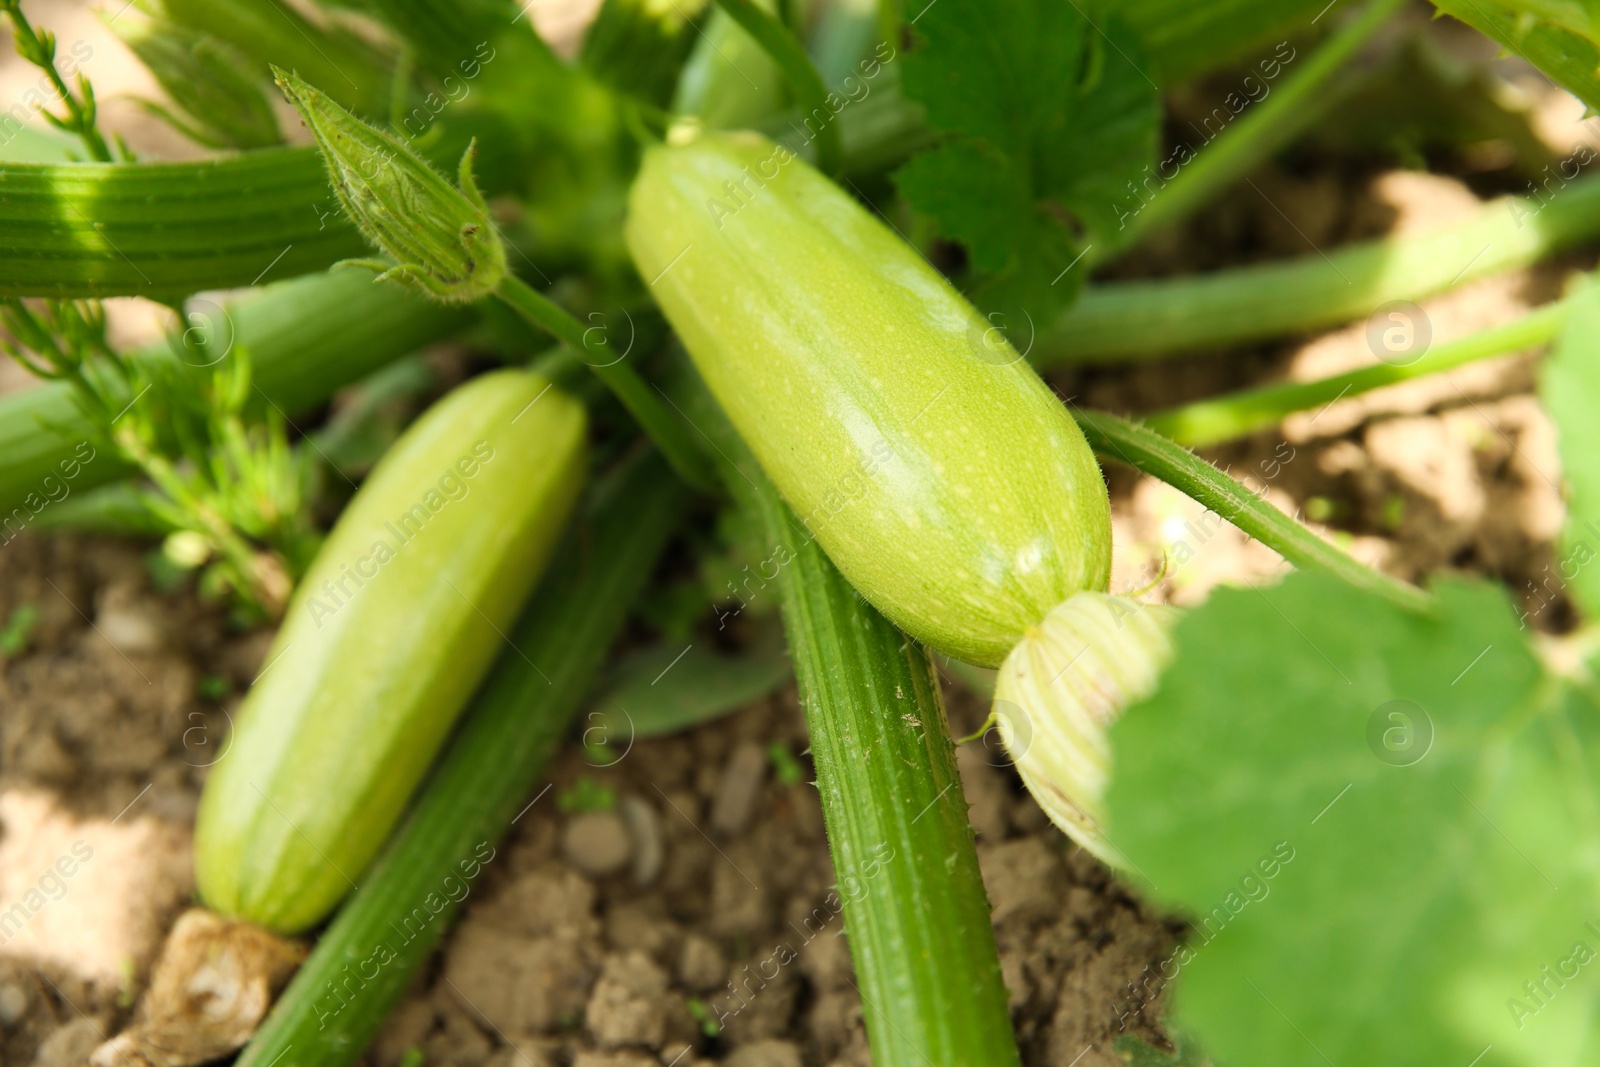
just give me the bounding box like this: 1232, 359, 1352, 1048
626, 131, 1140, 858
194, 369, 586, 933
626, 130, 1112, 669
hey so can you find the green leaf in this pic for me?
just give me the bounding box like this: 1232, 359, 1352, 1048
581, 0, 708, 107
0, 270, 469, 522
1108, 571, 1600, 1067
0, 604, 40, 656
894, 0, 1159, 319
1541, 278, 1600, 620
893, 139, 1085, 321
585, 620, 791, 747
1118, 0, 1324, 85
1112, 1033, 1211, 1066
357, 0, 543, 83
1431, 0, 1600, 112
157, 0, 394, 116
557, 777, 618, 813
111, 14, 282, 149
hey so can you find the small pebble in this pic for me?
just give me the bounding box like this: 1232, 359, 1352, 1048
94, 585, 165, 655
677, 933, 726, 993
618, 796, 662, 888
709, 740, 768, 837
724, 1038, 803, 1067
562, 811, 632, 877
34, 1018, 102, 1067
0, 981, 27, 1027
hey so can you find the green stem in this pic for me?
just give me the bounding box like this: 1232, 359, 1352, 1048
112, 427, 269, 606
711, 0, 844, 174
748, 481, 1020, 1066
495, 276, 718, 491
236, 453, 689, 1067
1147, 298, 1572, 448
1106, 0, 1405, 259
1070, 407, 1433, 613
0, 270, 469, 519
698, 393, 1018, 1066
877, 0, 900, 49
0, 149, 366, 298
1039, 173, 1600, 366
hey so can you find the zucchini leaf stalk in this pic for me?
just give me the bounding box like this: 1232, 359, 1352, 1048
698, 392, 1022, 1067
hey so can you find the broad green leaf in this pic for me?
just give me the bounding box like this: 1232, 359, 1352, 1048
1432, 0, 1600, 112
1108, 571, 1600, 1067
1542, 279, 1600, 620
894, 0, 1159, 319
585, 621, 791, 748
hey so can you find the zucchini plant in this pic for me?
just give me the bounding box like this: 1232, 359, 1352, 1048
0, 0, 1596, 1064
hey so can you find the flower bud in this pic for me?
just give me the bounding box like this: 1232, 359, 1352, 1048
272, 67, 505, 303
993, 592, 1178, 866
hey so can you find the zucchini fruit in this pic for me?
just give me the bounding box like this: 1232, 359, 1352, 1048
195, 369, 586, 933
626, 131, 1173, 860
626, 130, 1112, 669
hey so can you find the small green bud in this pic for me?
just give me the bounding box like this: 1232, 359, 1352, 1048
993, 592, 1178, 866
163, 529, 212, 569
272, 67, 506, 304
